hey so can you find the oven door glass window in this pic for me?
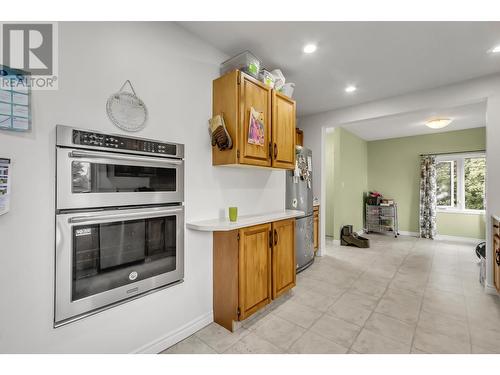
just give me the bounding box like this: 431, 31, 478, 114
72, 215, 177, 301
71, 161, 177, 193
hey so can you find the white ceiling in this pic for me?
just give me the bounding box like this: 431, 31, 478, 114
178, 22, 500, 116
341, 101, 486, 141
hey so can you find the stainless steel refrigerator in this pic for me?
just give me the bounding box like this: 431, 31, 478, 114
286, 146, 314, 272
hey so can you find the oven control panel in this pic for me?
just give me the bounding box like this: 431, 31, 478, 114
72, 130, 177, 156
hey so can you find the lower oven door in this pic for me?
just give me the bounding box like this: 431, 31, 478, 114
57, 147, 184, 210
55, 205, 184, 325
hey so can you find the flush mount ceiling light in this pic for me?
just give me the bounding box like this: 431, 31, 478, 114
425, 118, 453, 129
345, 85, 357, 93
488, 44, 500, 54
303, 44, 317, 54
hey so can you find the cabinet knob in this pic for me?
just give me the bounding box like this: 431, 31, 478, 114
273, 143, 278, 159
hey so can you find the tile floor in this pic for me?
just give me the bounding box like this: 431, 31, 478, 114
162, 234, 500, 354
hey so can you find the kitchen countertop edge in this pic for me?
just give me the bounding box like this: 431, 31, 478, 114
186, 209, 305, 232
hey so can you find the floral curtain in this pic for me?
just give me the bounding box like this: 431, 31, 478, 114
419, 155, 437, 239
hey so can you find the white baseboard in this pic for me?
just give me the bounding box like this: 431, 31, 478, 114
485, 283, 500, 296
398, 231, 419, 237
132, 311, 213, 354
435, 234, 485, 244
362, 230, 484, 244
363, 230, 418, 237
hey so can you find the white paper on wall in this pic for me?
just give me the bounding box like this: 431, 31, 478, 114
0, 158, 11, 215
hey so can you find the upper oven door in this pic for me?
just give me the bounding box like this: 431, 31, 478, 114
57, 148, 184, 210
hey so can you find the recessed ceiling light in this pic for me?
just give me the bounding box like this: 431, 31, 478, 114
345, 85, 357, 93
488, 45, 500, 54
303, 44, 317, 54
426, 118, 453, 129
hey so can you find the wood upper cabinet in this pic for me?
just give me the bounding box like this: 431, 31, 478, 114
212, 70, 295, 169
271, 91, 296, 169
238, 223, 272, 320
240, 74, 272, 167
271, 219, 296, 299
295, 128, 304, 147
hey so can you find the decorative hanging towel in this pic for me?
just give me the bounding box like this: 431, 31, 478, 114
208, 114, 232, 150
106, 80, 148, 132
247, 107, 265, 146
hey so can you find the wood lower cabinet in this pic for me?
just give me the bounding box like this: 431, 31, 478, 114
271, 219, 296, 299
213, 218, 296, 331
238, 223, 272, 319
493, 218, 500, 292
212, 70, 295, 170
313, 205, 319, 251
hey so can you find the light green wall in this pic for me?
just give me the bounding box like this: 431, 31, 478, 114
367, 128, 486, 239
325, 127, 486, 240
436, 212, 486, 239
325, 131, 335, 237
325, 128, 368, 239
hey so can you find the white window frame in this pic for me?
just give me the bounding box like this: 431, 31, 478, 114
436, 152, 485, 215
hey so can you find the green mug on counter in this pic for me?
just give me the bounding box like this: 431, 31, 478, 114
229, 207, 238, 222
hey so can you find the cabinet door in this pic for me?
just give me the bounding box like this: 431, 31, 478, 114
238, 223, 272, 320
296, 128, 304, 147
495, 234, 500, 292
239, 73, 272, 167
272, 91, 296, 169
313, 208, 319, 251
271, 219, 296, 299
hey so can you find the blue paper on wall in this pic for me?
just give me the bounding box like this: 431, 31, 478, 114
0, 65, 31, 132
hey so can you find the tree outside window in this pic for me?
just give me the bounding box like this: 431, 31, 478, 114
464, 157, 485, 210
435, 153, 485, 212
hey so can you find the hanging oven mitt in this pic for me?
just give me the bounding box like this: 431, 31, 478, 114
208, 114, 232, 150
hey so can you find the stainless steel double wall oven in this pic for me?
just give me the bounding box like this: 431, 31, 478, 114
55, 125, 185, 326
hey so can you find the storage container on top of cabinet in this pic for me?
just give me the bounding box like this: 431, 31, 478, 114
212, 70, 296, 169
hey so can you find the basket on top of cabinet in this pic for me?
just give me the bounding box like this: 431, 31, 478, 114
212, 70, 296, 170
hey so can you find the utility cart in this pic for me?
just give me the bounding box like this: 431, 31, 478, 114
365, 203, 399, 237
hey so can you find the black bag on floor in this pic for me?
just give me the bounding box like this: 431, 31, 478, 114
340, 225, 370, 248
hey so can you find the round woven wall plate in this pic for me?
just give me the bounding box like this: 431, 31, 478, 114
106, 81, 148, 132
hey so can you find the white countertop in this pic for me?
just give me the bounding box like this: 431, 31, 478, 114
186, 209, 305, 232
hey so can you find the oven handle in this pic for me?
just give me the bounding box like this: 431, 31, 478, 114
68, 150, 183, 166
68, 206, 184, 224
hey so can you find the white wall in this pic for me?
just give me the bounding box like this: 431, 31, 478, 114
300, 74, 500, 292
0, 22, 285, 353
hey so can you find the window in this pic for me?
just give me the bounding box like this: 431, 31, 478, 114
436, 153, 485, 212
